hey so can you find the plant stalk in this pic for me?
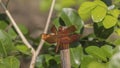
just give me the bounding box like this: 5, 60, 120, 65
29, 0, 56, 68
60, 49, 71, 68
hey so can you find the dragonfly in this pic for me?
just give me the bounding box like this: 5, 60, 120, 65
42, 25, 80, 52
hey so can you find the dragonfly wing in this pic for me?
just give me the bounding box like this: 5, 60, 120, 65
42, 33, 57, 43
69, 34, 80, 43
65, 25, 76, 33
51, 25, 57, 34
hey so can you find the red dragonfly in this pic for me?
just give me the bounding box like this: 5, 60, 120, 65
42, 25, 80, 52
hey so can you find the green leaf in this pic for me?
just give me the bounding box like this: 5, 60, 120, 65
101, 45, 113, 58
18, 24, 28, 35
53, 55, 60, 64
0, 21, 8, 30
44, 54, 53, 66
0, 30, 15, 57
115, 28, 120, 36
60, 8, 84, 33
94, 0, 107, 8
53, 18, 61, 29
35, 55, 45, 68
8, 28, 17, 39
36, 54, 60, 68
78, 2, 97, 20
109, 9, 120, 18
94, 23, 114, 39
80, 55, 95, 68
85, 46, 107, 61
0, 41, 6, 57
36, 54, 59, 68
113, 46, 120, 54
103, 15, 117, 29
0, 56, 20, 68
60, 8, 74, 26
113, 38, 120, 46
70, 44, 83, 68
88, 61, 106, 68
91, 6, 107, 22
16, 45, 31, 55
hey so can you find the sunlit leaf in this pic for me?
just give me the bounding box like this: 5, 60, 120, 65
88, 61, 106, 68
16, 45, 31, 55
91, 6, 107, 22
85, 46, 107, 61
80, 55, 95, 68
78, 2, 97, 20
115, 28, 120, 36
109, 9, 120, 18
94, 0, 107, 8
101, 45, 113, 58
103, 15, 117, 29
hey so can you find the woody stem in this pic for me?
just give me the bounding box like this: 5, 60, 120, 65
60, 44, 71, 68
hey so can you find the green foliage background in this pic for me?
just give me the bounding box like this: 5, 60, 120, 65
0, 0, 120, 68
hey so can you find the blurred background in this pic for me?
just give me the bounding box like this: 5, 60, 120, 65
0, 0, 120, 38
0, 0, 88, 38
1, 0, 48, 38
0, 0, 119, 39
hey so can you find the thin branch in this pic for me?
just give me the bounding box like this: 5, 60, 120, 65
37, 0, 56, 56
0, 0, 35, 54
5, 23, 12, 31
29, 0, 56, 68
5, 0, 10, 8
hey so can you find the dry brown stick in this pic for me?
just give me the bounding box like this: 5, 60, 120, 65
29, 0, 56, 68
60, 49, 71, 68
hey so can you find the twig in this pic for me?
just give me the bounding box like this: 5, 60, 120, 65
5, 23, 12, 31
0, 0, 35, 54
5, 0, 10, 8
37, 0, 56, 57
29, 0, 56, 68
60, 49, 71, 68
